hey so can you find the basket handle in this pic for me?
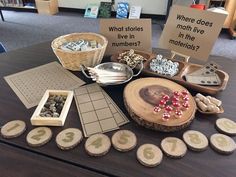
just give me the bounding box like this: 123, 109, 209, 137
133, 62, 143, 77
80, 65, 92, 78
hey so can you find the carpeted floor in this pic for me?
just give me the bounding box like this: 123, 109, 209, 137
0, 10, 235, 60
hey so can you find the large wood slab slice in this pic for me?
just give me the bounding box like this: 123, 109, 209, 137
124, 78, 196, 132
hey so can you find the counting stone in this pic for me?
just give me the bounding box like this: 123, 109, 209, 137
136, 144, 163, 167
26, 127, 52, 147
1, 120, 26, 139
216, 118, 236, 136
56, 128, 83, 150
210, 133, 236, 154
183, 130, 208, 151
161, 137, 187, 158
85, 133, 111, 156
112, 130, 137, 152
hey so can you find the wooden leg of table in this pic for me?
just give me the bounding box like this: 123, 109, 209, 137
0, 9, 4, 21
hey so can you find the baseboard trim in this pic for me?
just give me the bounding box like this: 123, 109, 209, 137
0, 6, 37, 13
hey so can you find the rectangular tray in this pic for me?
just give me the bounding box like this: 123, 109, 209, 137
111, 50, 229, 95
31, 90, 73, 126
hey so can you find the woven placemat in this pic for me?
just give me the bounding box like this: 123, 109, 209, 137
4, 62, 85, 108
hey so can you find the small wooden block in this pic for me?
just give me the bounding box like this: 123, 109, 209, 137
210, 133, 236, 154
26, 127, 52, 147
1, 120, 26, 139
136, 144, 163, 167
56, 128, 83, 150
161, 137, 187, 158
216, 118, 236, 136
112, 130, 137, 152
183, 130, 208, 151
85, 133, 111, 156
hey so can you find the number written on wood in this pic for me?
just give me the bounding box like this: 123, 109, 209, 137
90, 137, 102, 148
188, 133, 201, 144
143, 147, 155, 160
6, 123, 20, 132
31, 129, 46, 141
118, 133, 130, 145
215, 136, 228, 148
62, 132, 75, 143
167, 139, 177, 151
220, 120, 236, 131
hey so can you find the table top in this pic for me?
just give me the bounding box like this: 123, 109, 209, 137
0, 41, 236, 177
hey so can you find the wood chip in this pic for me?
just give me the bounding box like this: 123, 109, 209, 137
56, 128, 83, 150
85, 134, 111, 156
1, 120, 26, 139
112, 130, 137, 152
26, 127, 52, 147
210, 133, 236, 154
136, 144, 163, 167
183, 130, 208, 151
216, 118, 236, 136
161, 137, 187, 158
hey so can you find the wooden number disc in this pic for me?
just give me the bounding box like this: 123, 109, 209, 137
124, 78, 196, 132
136, 144, 163, 167
56, 128, 83, 150
26, 127, 52, 147
161, 137, 187, 158
216, 118, 236, 136
1, 120, 26, 139
210, 133, 236, 154
85, 133, 111, 156
112, 130, 137, 152
183, 130, 208, 151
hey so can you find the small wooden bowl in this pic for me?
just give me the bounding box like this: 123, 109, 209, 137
194, 97, 224, 114
196, 106, 224, 115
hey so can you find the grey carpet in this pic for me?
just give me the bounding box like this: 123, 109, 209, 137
0, 10, 235, 60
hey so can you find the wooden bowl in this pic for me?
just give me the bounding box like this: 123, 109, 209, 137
124, 78, 196, 132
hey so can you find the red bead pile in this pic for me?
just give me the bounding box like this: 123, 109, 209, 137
153, 90, 190, 121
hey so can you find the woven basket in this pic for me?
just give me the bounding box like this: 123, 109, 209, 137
51, 32, 108, 71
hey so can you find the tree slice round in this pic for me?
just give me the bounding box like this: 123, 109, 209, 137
26, 127, 52, 147
183, 130, 208, 151
124, 78, 196, 132
216, 118, 236, 136
1, 120, 26, 139
210, 133, 236, 154
85, 133, 111, 156
56, 128, 83, 150
112, 130, 137, 152
136, 144, 163, 167
161, 137, 187, 158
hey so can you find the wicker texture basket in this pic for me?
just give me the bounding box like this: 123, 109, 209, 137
51, 33, 108, 71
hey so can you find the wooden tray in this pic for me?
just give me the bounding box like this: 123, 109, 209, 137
111, 50, 229, 95
30, 90, 73, 126
123, 78, 196, 132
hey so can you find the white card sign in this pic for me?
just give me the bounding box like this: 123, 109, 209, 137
159, 5, 227, 61
100, 19, 152, 55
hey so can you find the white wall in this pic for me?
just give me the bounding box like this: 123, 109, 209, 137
58, 0, 168, 15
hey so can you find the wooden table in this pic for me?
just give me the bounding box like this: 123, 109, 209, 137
0, 41, 236, 177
